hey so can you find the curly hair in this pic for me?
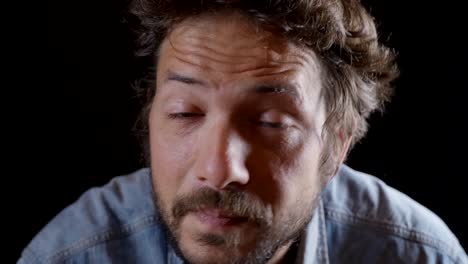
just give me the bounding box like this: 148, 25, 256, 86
127, 0, 399, 176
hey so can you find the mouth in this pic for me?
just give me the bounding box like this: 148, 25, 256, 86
192, 209, 249, 230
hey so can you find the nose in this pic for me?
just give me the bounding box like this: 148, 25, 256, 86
194, 120, 250, 190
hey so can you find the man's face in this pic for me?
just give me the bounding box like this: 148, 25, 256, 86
149, 13, 329, 264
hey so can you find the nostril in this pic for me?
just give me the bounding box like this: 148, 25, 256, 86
197, 175, 208, 182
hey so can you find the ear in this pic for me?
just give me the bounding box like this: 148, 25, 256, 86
337, 129, 353, 165
329, 129, 353, 179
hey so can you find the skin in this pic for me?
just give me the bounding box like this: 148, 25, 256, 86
148, 12, 350, 264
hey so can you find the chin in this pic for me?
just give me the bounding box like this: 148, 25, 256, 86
178, 234, 248, 264
175, 216, 260, 264
181, 245, 238, 264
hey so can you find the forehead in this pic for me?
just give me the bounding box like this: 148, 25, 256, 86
168, 12, 280, 53
165, 13, 320, 66
156, 12, 323, 101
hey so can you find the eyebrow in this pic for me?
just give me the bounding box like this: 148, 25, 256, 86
165, 71, 302, 103
253, 84, 302, 103
166, 71, 206, 86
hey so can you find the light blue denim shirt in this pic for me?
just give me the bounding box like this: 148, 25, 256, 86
18, 165, 468, 263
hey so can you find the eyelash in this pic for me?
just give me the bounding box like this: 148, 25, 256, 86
256, 121, 287, 129
168, 112, 204, 119
168, 113, 288, 130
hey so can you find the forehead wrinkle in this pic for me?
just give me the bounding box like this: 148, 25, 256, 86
250, 69, 297, 78
167, 38, 308, 76
173, 36, 269, 60
161, 14, 323, 98
172, 14, 268, 41
168, 33, 273, 67
169, 39, 266, 66
169, 19, 306, 66
170, 26, 269, 61
171, 25, 269, 52
171, 53, 289, 75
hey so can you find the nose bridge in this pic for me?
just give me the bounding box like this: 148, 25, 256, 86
195, 116, 249, 189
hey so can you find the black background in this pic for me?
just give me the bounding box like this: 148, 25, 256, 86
12, 0, 468, 261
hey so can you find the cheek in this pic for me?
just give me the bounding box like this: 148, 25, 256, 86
290, 140, 323, 198
149, 112, 198, 206
246, 129, 323, 202
270, 166, 321, 231
273, 138, 323, 213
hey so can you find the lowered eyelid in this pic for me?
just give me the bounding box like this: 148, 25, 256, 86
259, 111, 289, 123
163, 100, 199, 113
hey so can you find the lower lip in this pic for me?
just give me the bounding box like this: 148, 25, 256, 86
193, 210, 248, 229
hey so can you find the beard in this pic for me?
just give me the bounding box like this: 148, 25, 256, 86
152, 183, 319, 264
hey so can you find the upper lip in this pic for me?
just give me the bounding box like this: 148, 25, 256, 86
197, 208, 245, 219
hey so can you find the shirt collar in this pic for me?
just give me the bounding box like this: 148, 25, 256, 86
295, 198, 330, 264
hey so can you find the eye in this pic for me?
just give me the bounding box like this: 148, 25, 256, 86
257, 121, 287, 129
256, 110, 292, 129
168, 112, 204, 119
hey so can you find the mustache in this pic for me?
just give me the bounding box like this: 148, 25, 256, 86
172, 187, 272, 227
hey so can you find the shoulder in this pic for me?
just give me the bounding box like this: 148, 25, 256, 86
321, 165, 467, 263
19, 168, 168, 264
